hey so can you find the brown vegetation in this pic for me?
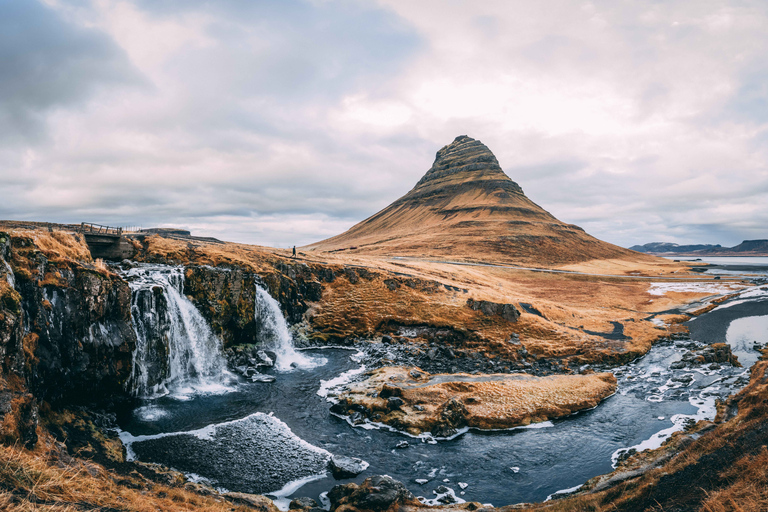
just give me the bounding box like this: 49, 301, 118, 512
0, 436, 278, 512
335, 366, 617, 435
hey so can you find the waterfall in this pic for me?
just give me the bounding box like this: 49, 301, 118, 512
254, 285, 325, 371
124, 265, 230, 397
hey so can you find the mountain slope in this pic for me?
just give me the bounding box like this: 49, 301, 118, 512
306, 136, 648, 266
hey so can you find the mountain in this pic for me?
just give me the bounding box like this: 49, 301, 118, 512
305, 135, 648, 266
629, 242, 722, 254
630, 240, 768, 256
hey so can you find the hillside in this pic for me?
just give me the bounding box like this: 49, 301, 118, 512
305, 136, 652, 267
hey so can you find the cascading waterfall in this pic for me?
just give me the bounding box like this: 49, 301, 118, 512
124, 265, 230, 397
254, 285, 325, 371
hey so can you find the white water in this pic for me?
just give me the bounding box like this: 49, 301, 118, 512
125, 265, 231, 397
254, 285, 325, 371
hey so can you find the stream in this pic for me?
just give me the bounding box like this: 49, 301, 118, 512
115, 264, 768, 508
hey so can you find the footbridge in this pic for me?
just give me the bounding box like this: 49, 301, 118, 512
80, 223, 135, 260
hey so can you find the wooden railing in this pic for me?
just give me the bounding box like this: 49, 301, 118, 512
80, 222, 122, 237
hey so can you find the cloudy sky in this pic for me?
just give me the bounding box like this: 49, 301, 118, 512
1, 0, 767, 248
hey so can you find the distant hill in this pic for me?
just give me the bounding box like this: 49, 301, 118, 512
305, 135, 654, 267
631, 240, 768, 256
629, 242, 722, 254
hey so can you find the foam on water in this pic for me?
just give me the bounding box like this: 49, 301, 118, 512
317, 365, 368, 399
270, 473, 330, 511
611, 396, 716, 467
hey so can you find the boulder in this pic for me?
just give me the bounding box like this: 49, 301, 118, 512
329, 454, 369, 479
329, 475, 417, 512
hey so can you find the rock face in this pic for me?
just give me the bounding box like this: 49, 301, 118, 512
306, 135, 645, 266
332, 366, 617, 436
2, 232, 135, 407
183, 265, 260, 347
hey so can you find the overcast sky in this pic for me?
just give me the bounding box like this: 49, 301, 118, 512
1, 0, 767, 248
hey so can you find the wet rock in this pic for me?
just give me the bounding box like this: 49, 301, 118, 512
329, 475, 417, 512
431, 425, 459, 438
329, 455, 368, 479
251, 374, 276, 383
289, 497, 318, 509
257, 350, 274, 367
674, 343, 740, 370
387, 397, 405, 411
395, 441, 409, 449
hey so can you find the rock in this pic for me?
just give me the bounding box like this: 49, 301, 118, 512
674, 343, 740, 369
289, 497, 318, 509
379, 384, 402, 398
395, 441, 409, 449
431, 425, 459, 438
415, 478, 429, 485
329, 455, 369, 479
409, 369, 427, 379
328, 482, 357, 506
224, 492, 280, 511
466, 298, 520, 323
257, 350, 274, 367
329, 475, 417, 512
387, 397, 405, 411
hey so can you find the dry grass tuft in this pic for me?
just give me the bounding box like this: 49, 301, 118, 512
700, 447, 768, 512
0, 440, 277, 512
10, 230, 92, 264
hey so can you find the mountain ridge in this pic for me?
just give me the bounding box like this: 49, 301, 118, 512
631, 239, 768, 256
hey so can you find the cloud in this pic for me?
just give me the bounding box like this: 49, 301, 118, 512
0, 0, 142, 144
0, 0, 766, 249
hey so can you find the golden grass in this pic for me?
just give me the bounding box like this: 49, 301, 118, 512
0, 439, 276, 512
339, 366, 617, 433
9, 230, 92, 264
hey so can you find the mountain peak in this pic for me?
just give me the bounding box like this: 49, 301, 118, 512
412, 135, 524, 196
306, 136, 641, 266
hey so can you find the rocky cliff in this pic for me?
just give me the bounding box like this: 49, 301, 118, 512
5, 232, 136, 407
306, 136, 648, 266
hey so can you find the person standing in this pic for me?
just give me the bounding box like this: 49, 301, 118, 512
292, 246, 296, 258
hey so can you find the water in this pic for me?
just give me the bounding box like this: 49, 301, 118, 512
117, 338, 752, 506
116, 265, 767, 507
123, 265, 231, 398
254, 285, 325, 371
666, 256, 768, 266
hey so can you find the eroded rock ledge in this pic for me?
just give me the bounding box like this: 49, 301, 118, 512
331, 366, 617, 437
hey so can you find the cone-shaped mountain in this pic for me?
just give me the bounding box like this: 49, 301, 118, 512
306, 136, 642, 266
